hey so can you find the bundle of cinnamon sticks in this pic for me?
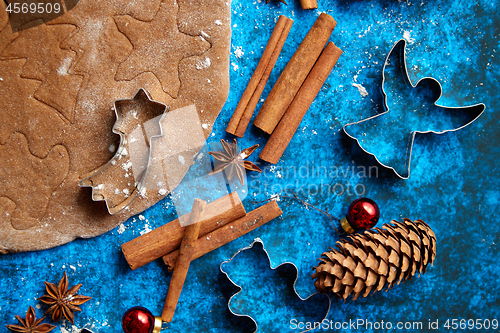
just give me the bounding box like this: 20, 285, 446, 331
226, 13, 343, 164
121, 192, 283, 322
122, 192, 282, 270
226, 15, 293, 138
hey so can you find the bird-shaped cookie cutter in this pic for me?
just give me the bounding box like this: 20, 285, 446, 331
219, 238, 331, 333
343, 39, 485, 179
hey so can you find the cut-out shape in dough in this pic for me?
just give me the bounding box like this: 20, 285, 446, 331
114, 0, 211, 98
0, 23, 83, 123
0, 133, 69, 230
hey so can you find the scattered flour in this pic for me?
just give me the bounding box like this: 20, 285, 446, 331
140, 223, 152, 235
202, 123, 209, 129
231, 62, 239, 71
138, 214, 145, 221
234, 46, 244, 58
59, 325, 81, 333
117, 146, 128, 158
138, 186, 147, 198
158, 188, 167, 195
403, 31, 415, 44
352, 82, 369, 97
122, 161, 132, 172
215, 19, 222, 25
57, 57, 72, 76
117, 223, 126, 234
196, 57, 211, 69
108, 144, 116, 153
178, 155, 185, 165
201, 30, 210, 39
358, 26, 371, 38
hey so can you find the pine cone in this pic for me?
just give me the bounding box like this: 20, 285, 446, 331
312, 218, 436, 300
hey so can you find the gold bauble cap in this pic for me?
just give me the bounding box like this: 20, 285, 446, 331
153, 316, 163, 333
340, 216, 355, 234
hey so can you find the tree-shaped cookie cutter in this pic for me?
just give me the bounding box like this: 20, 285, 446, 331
220, 238, 331, 333
343, 39, 485, 179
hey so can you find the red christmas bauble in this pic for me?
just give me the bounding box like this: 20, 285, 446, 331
341, 198, 380, 233
122, 306, 155, 333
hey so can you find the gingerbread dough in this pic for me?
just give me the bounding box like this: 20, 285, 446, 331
0, 0, 231, 252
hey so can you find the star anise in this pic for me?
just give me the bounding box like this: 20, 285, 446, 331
6, 306, 56, 333
208, 139, 262, 185
37, 272, 92, 324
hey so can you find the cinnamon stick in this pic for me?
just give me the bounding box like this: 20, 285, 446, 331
300, 0, 318, 9
163, 200, 283, 270
162, 199, 206, 322
260, 42, 343, 164
121, 192, 245, 270
226, 15, 293, 138
253, 13, 337, 134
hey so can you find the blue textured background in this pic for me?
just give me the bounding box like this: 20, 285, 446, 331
1, 0, 499, 332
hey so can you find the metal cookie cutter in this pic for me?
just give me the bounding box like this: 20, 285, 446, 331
79, 89, 167, 214
79, 89, 207, 215
220, 238, 331, 333
343, 39, 485, 179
